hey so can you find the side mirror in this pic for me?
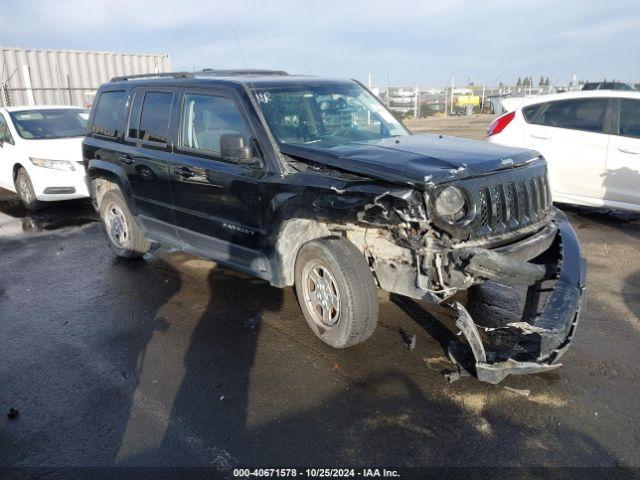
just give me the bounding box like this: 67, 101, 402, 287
220, 133, 252, 160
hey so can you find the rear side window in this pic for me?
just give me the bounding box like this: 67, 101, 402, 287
138, 92, 173, 144
530, 98, 608, 133
91, 90, 125, 138
619, 99, 640, 139
522, 103, 544, 122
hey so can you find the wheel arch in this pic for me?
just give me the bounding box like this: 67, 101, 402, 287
87, 159, 135, 213
269, 219, 336, 287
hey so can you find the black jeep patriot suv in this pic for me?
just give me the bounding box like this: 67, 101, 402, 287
83, 70, 586, 384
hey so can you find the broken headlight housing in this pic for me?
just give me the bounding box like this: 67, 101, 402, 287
435, 186, 468, 223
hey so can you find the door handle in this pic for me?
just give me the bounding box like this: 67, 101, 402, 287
173, 166, 195, 178
530, 133, 551, 140
618, 146, 640, 155
118, 154, 134, 165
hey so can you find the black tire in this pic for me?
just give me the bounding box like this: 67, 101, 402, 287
294, 237, 378, 348
14, 168, 44, 211
99, 189, 150, 258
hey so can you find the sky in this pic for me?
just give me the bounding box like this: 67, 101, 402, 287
1, 0, 639, 88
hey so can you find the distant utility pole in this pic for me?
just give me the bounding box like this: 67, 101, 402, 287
386, 71, 390, 107
414, 86, 419, 117
450, 75, 454, 116
444, 84, 447, 115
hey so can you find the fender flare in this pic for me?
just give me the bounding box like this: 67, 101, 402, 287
87, 159, 136, 213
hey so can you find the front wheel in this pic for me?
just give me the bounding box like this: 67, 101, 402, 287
15, 168, 44, 211
294, 237, 379, 348
99, 189, 150, 258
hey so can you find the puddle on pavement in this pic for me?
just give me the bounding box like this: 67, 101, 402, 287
0, 191, 98, 238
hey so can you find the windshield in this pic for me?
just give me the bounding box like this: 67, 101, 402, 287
253, 82, 409, 148
9, 109, 88, 140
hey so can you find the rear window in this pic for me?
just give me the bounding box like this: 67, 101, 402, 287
91, 90, 125, 138
528, 98, 608, 133
619, 99, 640, 139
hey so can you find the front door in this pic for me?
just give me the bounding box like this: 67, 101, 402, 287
524, 97, 611, 201
168, 88, 270, 278
604, 98, 640, 208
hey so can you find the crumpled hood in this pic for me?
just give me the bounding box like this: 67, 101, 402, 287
281, 133, 541, 188
21, 137, 84, 161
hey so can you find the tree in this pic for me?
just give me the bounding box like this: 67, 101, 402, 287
544, 77, 550, 86
539, 75, 545, 86
516, 77, 522, 87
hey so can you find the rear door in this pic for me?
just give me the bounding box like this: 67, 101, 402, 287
0, 111, 17, 190
523, 97, 611, 200
121, 87, 178, 242
168, 87, 270, 277
604, 98, 640, 208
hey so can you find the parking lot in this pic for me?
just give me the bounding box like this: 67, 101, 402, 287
1, 115, 639, 470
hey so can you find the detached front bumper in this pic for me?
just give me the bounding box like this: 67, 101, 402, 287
450, 209, 586, 384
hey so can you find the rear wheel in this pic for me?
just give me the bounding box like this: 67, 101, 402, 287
15, 168, 44, 211
99, 189, 150, 258
294, 237, 379, 348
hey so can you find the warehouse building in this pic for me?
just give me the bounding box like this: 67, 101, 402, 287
0, 47, 171, 108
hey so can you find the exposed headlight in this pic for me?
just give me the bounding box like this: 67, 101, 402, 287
435, 186, 467, 223
29, 157, 75, 171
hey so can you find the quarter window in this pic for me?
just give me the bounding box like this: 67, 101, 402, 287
619, 99, 640, 139
137, 91, 173, 144
0, 115, 13, 144
529, 98, 608, 133
91, 90, 126, 138
522, 103, 544, 122
180, 94, 251, 156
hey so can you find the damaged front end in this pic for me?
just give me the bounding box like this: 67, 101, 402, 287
343, 160, 586, 384
448, 210, 586, 384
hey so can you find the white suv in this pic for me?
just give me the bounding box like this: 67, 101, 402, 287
487, 90, 640, 213
0, 106, 90, 210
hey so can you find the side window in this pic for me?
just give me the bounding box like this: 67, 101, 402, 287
619, 100, 640, 139
0, 115, 13, 144
180, 93, 251, 157
522, 103, 544, 122
137, 91, 173, 144
91, 90, 126, 138
532, 98, 608, 133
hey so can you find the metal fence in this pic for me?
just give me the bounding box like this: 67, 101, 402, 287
0, 47, 171, 108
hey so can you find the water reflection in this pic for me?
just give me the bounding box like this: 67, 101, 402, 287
0, 189, 97, 238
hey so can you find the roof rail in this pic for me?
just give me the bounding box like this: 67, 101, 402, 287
198, 69, 289, 77
110, 69, 288, 82
110, 71, 193, 82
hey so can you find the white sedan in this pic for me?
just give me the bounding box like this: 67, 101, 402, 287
487, 90, 640, 213
0, 106, 89, 210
